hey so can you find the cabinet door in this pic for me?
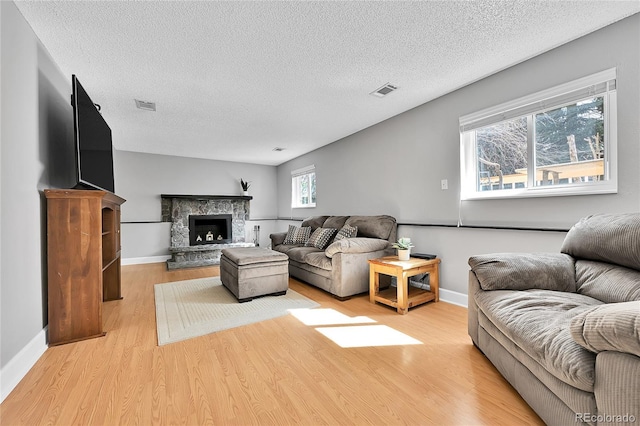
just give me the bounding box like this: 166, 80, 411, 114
47, 194, 104, 345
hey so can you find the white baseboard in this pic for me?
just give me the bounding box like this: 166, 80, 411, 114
121, 255, 171, 265
439, 288, 468, 308
1, 327, 48, 403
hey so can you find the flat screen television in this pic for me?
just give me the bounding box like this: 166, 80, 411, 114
71, 74, 115, 193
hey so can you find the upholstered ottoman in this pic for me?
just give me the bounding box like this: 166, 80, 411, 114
220, 247, 289, 302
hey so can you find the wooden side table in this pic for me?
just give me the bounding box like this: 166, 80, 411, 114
368, 256, 441, 315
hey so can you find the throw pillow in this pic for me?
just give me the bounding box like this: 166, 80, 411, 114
305, 228, 337, 249
334, 224, 357, 241
283, 225, 297, 244
283, 225, 312, 245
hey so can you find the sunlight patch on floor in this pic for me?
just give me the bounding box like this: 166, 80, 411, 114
289, 308, 376, 326
315, 324, 423, 348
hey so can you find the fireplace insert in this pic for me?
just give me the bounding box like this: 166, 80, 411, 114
189, 214, 232, 245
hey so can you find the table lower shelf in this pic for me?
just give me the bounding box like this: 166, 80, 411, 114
373, 286, 436, 310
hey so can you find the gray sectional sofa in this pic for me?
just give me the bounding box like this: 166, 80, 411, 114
468, 213, 640, 425
270, 215, 397, 299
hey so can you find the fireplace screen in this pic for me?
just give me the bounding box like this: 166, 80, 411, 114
189, 214, 232, 245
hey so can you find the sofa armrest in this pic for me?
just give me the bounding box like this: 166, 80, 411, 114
270, 232, 287, 247
468, 271, 481, 347
468, 253, 576, 292
325, 237, 390, 259
594, 351, 640, 426
570, 301, 640, 358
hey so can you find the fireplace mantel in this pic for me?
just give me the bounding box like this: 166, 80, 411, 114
161, 194, 253, 201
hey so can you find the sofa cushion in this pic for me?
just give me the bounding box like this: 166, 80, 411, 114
325, 237, 389, 259
304, 252, 332, 271
575, 260, 640, 303
286, 246, 323, 263
272, 243, 304, 256
334, 224, 358, 241
221, 247, 288, 265
475, 289, 603, 391
305, 228, 337, 249
345, 215, 396, 240
561, 212, 640, 271
570, 301, 640, 358
301, 216, 329, 231
323, 216, 349, 229
469, 253, 576, 292
283, 225, 312, 245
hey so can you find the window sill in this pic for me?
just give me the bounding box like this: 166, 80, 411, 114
461, 183, 617, 200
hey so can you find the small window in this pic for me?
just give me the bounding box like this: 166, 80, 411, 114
291, 165, 316, 208
460, 69, 617, 200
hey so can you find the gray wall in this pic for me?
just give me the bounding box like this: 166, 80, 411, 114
114, 150, 279, 259
1, 2, 74, 372
276, 14, 640, 297
0, 1, 281, 395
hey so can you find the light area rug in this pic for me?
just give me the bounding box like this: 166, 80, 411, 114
154, 276, 319, 345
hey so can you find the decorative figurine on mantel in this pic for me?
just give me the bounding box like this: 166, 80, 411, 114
206, 231, 214, 241
240, 178, 251, 196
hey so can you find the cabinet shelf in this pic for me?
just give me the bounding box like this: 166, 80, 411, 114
103, 256, 118, 271
45, 189, 126, 346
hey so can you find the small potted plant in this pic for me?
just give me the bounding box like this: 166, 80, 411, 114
392, 237, 414, 261
240, 178, 251, 196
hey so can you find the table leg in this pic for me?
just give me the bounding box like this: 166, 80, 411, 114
397, 272, 409, 315
429, 264, 440, 302
369, 267, 378, 304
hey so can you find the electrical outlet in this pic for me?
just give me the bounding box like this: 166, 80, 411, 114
441, 179, 448, 190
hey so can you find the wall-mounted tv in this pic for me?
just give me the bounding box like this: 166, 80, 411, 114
71, 75, 115, 193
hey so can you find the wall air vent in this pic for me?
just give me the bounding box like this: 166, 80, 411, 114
135, 99, 156, 111
370, 83, 398, 98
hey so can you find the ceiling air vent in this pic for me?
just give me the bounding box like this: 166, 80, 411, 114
135, 99, 156, 111
370, 83, 398, 98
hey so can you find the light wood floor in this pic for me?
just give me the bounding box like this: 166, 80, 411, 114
1, 263, 543, 425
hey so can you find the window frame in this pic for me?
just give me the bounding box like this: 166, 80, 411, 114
459, 68, 618, 200
291, 165, 316, 208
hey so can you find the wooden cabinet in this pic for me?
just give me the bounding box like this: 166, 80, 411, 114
45, 189, 125, 346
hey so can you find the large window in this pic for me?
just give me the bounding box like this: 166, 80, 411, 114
291, 165, 316, 208
460, 69, 617, 200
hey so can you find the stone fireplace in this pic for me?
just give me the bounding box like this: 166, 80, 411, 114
162, 194, 254, 269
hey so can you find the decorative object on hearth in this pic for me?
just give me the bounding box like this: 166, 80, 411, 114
253, 225, 261, 246
240, 178, 251, 195
392, 237, 414, 261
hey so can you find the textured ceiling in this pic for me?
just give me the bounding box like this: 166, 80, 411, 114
14, 1, 640, 166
